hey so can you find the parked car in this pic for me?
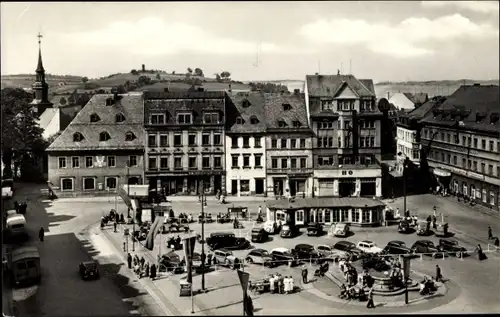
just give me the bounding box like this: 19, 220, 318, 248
245, 248, 275, 267
416, 221, 431, 236
280, 224, 300, 238
213, 249, 239, 269
438, 238, 468, 257
270, 247, 298, 267
411, 240, 444, 258
79, 260, 100, 280
329, 223, 350, 237
398, 220, 412, 233
316, 244, 343, 261
333, 241, 363, 260
382, 240, 413, 255
206, 232, 250, 250
263, 220, 281, 234
357, 241, 383, 254
251, 228, 269, 243
293, 244, 322, 264
158, 252, 185, 273
306, 223, 323, 237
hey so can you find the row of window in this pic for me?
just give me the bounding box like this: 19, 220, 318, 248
320, 100, 375, 112
148, 133, 222, 147
316, 136, 375, 148
61, 177, 119, 191
397, 129, 416, 143
397, 144, 420, 160
58, 155, 138, 169
149, 112, 221, 125
316, 120, 376, 130
231, 154, 263, 168
231, 136, 262, 148
148, 155, 223, 170
73, 131, 137, 143
270, 157, 308, 169
270, 138, 307, 149
89, 113, 125, 123
423, 129, 499, 153
317, 155, 374, 167
429, 150, 499, 177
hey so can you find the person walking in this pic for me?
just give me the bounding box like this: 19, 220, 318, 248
113, 221, 117, 233
150, 264, 157, 280
302, 266, 308, 284
127, 253, 132, 269
366, 287, 375, 308
435, 265, 442, 282
432, 215, 437, 230
488, 226, 493, 240
38, 227, 45, 242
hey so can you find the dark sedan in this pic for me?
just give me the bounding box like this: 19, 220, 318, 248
206, 232, 251, 251
280, 224, 300, 238
79, 260, 100, 280
333, 240, 363, 260
411, 240, 444, 258
382, 240, 414, 255
439, 238, 468, 257
293, 244, 322, 264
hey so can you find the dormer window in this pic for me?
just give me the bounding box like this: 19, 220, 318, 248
99, 131, 111, 142
293, 121, 302, 128
250, 116, 260, 124
105, 98, 114, 106
242, 99, 251, 108
115, 113, 126, 123
150, 114, 165, 124
125, 131, 136, 141
177, 113, 192, 124
73, 132, 84, 142
278, 120, 287, 128
283, 103, 292, 111
204, 112, 220, 124
236, 117, 245, 124
90, 113, 101, 122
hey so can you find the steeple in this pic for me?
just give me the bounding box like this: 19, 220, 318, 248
31, 32, 53, 116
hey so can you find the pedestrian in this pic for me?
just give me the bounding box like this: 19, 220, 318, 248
144, 262, 150, 277
488, 226, 493, 240
38, 227, 45, 242
127, 253, 132, 269
366, 287, 375, 308
114, 222, 117, 232
435, 265, 442, 282
123, 241, 126, 252
269, 275, 275, 293
433, 206, 437, 217
140, 256, 145, 267
494, 237, 500, 248
201, 252, 206, 266
14, 201, 19, 212
207, 252, 213, 266
302, 266, 308, 284
150, 264, 157, 280
432, 215, 437, 230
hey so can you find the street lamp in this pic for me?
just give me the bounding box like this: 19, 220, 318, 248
200, 180, 206, 291
127, 161, 131, 218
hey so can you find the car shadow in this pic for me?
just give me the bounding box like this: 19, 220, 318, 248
399, 228, 416, 234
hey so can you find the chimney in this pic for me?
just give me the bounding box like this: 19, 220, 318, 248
164, 88, 169, 92
294, 89, 300, 94
315, 72, 319, 75
473, 83, 480, 87
142, 64, 145, 72
228, 84, 232, 93
387, 92, 390, 99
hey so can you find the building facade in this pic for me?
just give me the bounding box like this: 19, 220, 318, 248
143, 91, 226, 196
225, 92, 267, 196
420, 85, 500, 211
46, 93, 146, 194
264, 92, 314, 197
305, 74, 382, 198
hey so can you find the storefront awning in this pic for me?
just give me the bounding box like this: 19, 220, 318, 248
433, 168, 451, 177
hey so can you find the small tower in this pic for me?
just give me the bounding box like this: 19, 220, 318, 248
30, 32, 53, 116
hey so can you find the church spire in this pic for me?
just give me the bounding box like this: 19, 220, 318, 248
31, 32, 52, 115
36, 33, 45, 77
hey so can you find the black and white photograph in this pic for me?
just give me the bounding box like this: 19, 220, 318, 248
1, 1, 499, 316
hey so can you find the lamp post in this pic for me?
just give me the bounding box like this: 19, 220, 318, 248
127, 161, 131, 218
201, 180, 206, 291
402, 156, 410, 215
132, 191, 137, 252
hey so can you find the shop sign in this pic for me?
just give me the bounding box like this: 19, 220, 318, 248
341, 170, 354, 176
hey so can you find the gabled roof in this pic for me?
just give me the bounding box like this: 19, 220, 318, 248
420, 85, 500, 133
407, 96, 446, 120
402, 92, 428, 105
263, 93, 311, 131
47, 93, 145, 151
306, 74, 375, 98
36, 108, 59, 131
226, 92, 266, 133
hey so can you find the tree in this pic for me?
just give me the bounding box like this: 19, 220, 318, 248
1, 88, 46, 179
137, 75, 151, 86
194, 68, 204, 77
187, 67, 193, 74
193, 78, 202, 86
81, 76, 89, 84
215, 73, 222, 82
220, 71, 231, 81
130, 69, 139, 75
172, 71, 176, 75
156, 73, 161, 80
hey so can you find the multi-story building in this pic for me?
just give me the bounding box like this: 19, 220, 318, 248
420, 84, 500, 210
225, 92, 267, 196
46, 93, 146, 194
264, 92, 314, 197
143, 90, 226, 195
305, 74, 382, 198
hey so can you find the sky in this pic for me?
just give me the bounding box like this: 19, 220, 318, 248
1, 1, 499, 82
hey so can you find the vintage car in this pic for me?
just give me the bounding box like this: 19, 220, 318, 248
416, 221, 431, 236
398, 220, 412, 233
158, 251, 185, 273
329, 222, 350, 237
315, 244, 344, 261
206, 232, 251, 251
438, 238, 468, 257
245, 248, 275, 267
382, 240, 413, 255
79, 260, 100, 280
280, 224, 300, 238
263, 220, 281, 234
306, 223, 323, 237
270, 247, 298, 267
164, 221, 189, 233
251, 228, 269, 243
332, 241, 363, 260
435, 222, 449, 237
411, 240, 444, 258
293, 244, 322, 264
357, 241, 383, 254
213, 249, 240, 269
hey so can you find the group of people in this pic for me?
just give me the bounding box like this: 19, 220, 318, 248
13, 201, 28, 214
215, 189, 225, 204
127, 253, 157, 280
419, 276, 438, 295
339, 258, 358, 287
339, 284, 375, 308
268, 274, 295, 294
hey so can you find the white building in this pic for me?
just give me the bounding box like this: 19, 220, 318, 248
225, 92, 267, 196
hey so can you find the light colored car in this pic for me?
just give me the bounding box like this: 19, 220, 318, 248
213, 249, 238, 268
245, 248, 274, 267
263, 220, 278, 234
315, 244, 343, 261
357, 240, 383, 254
329, 223, 350, 237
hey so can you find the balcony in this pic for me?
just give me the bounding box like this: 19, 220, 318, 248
267, 168, 313, 175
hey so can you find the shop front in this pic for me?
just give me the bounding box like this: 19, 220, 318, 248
148, 171, 224, 196
432, 168, 452, 195
451, 173, 498, 210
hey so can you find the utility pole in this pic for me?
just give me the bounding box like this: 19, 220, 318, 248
201, 180, 206, 291
403, 157, 408, 214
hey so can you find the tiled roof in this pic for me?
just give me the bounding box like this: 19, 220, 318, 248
403, 93, 428, 105
36, 108, 58, 130
226, 92, 267, 133
47, 93, 145, 151
306, 74, 375, 98
420, 85, 500, 133
263, 93, 311, 131
266, 197, 384, 209
407, 96, 445, 120
144, 91, 226, 99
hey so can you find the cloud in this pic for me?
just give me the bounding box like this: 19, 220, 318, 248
298, 14, 498, 58
421, 1, 499, 14
60, 17, 293, 56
